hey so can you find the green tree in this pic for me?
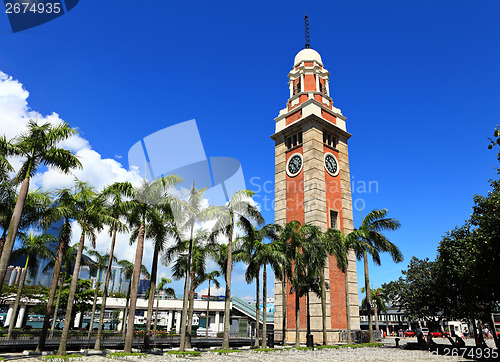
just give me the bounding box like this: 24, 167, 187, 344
470, 177, 500, 348
45, 242, 95, 338
198, 271, 220, 337
154, 277, 174, 334
142, 205, 177, 349
94, 182, 129, 349
236, 222, 282, 348
38, 200, 76, 352
87, 250, 116, 338
301, 227, 350, 346
210, 189, 263, 349
0, 120, 81, 289
171, 184, 218, 351
356, 209, 403, 343
329, 229, 363, 345
0, 181, 51, 256
117, 259, 149, 336
381, 257, 442, 325
280, 220, 316, 347
0, 135, 14, 181
360, 287, 388, 334
168, 233, 208, 348
57, 180, 117, 355
7, 233, 54, 338
58, 278, 95, 328
123, 175, 181, 353
274, 221, 297, 346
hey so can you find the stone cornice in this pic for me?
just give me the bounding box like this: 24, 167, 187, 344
271, 112, 352, 141
274, 97, 346, 123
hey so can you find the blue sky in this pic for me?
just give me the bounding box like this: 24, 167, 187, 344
0, 0, 499, 302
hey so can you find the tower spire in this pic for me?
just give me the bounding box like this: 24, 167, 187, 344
304, 15, 310, 49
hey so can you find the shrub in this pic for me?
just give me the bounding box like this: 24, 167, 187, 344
252, 348, 275, 353
209, 349, 242, 355
42, 354, 83, 361
106, 352, 146, 359
165, 351, 201, 357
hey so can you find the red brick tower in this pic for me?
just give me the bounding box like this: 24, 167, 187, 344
272, 48, 360, 343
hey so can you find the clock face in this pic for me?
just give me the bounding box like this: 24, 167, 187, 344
286, 153, 303, 177
324, 153, 339, 176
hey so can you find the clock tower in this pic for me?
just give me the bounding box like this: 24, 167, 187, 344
272, 48, 360, 343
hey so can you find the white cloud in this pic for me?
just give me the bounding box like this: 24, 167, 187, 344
0, 70, 261, 299
0, 70, 143, 191
0, 70, 143, 263
198, 285, 225, 296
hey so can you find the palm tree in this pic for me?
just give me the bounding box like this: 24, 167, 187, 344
168, 233, 208, 348
170, 184, 218, 351
315, 228, 350, 345
123, 175, 181, 353
50, 266, 66, 338
57, 180, 117, 355
0, 120, 81, 289
117, 259, 149, 336
37, 201, 75, 352
7, 233, 54, 338
356, 209, 403, 343
94, 182, 130, 350
287, 223, 307, 348
327, 228, 363, 345
87, 250, 116, 338
274, 222, 297, 346
142, 210, 177, 349
154, 277, 173, 334
47, 244, 95, 336
0, 181, 50, 257
198, 271, 220, 337
293, 224, 325, 347
210, 189, 263, 349
0, 135, 14, 182
236, 222, 282, 348
361, 287, 388, 335
280, 221, 321, 347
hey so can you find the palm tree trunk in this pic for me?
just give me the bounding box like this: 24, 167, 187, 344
154, 293, 160, 334
206, 281, 211, 338
282, 272, 287, 346
363, 251, 374, 343
124, 223, 146, 353
58, 232, 86, 355
320, 270, 327, 345
7, 260, 28, 339
88, 268, 102, 338
121, 280, 131, 337
186, 268, 196, 349
295, 290, 300, 348
144, 242, 159, 349
222, 221, 233, 350
50, 269, 65, 338
306, 292, 311, 337
374, 303, 380, 336
262, 264, 267, 349
95, 229, 117, 349
180, 224, 195, 352
0, 177, 29, 289
0, 229, 7, 258
37, 232, 66, 352
488, 313, 500, 349
254, 275, 260, 347
345, 265, 352, 345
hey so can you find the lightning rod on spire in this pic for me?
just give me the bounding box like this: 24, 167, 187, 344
304, 15, 310, 49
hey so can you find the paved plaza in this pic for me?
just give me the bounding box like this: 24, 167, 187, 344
0, 338, 498, 362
